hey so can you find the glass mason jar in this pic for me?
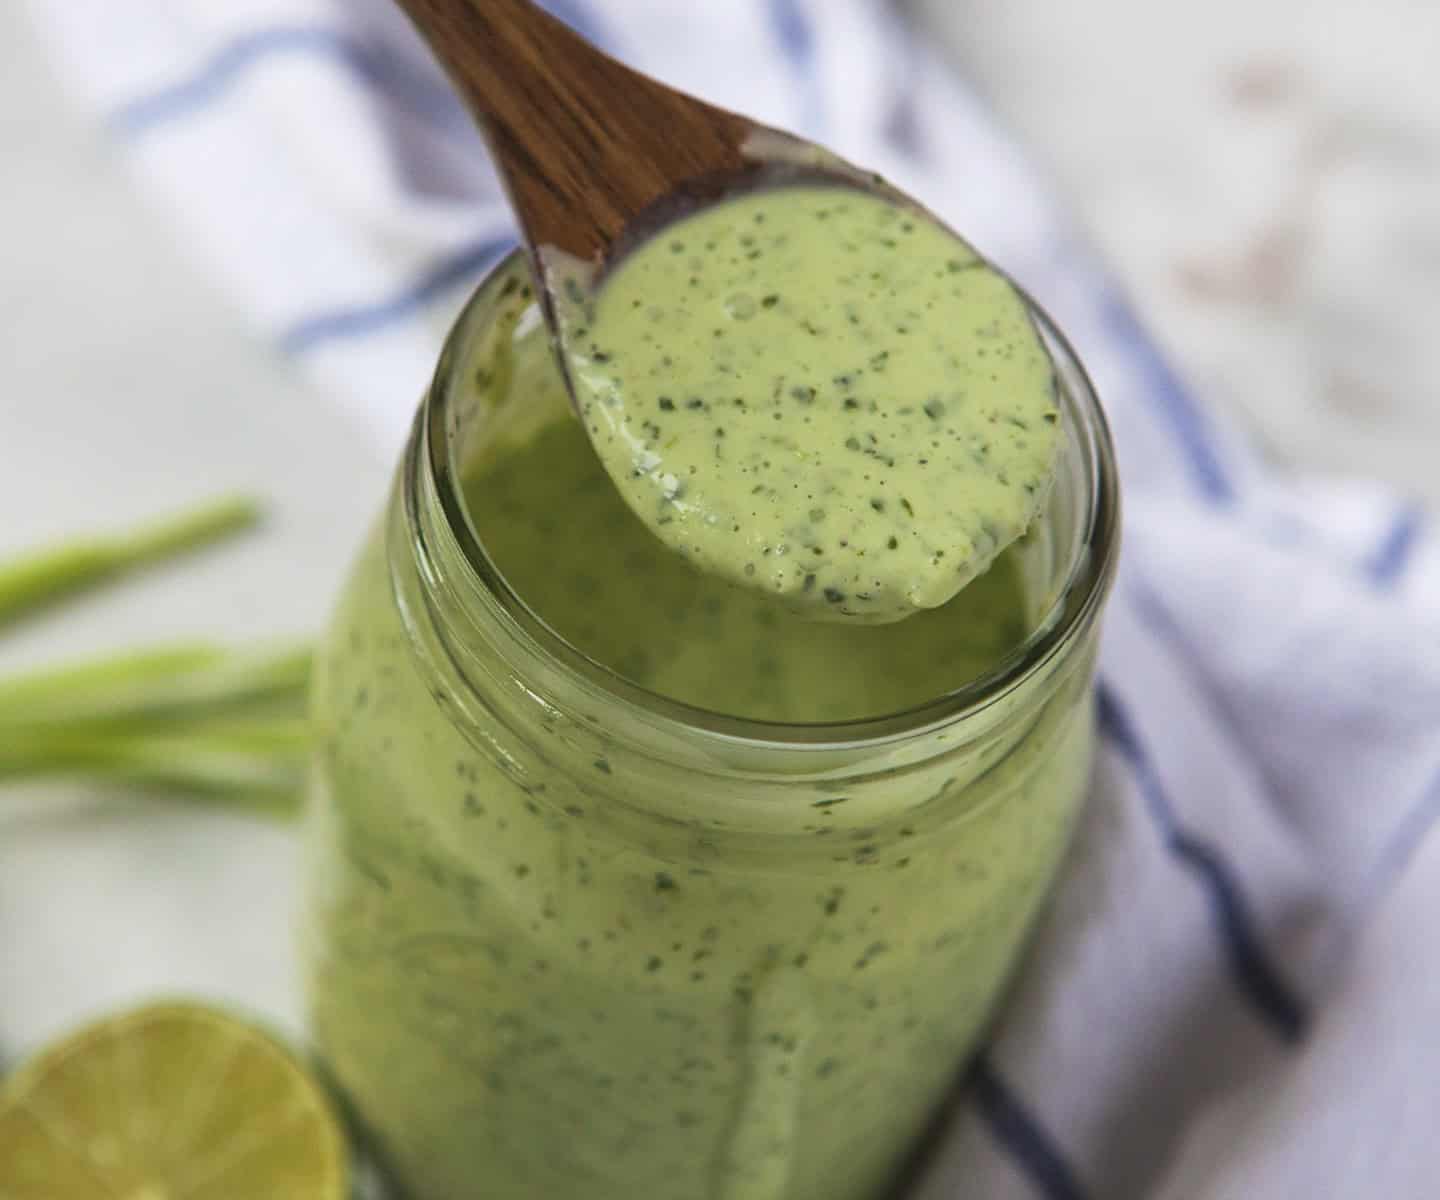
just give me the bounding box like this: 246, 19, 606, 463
301, 251, 1119, 1200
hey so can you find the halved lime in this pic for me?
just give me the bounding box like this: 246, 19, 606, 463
0, 1001, 347, 1199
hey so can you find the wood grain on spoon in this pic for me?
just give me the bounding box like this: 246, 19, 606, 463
391, 0, 760, 265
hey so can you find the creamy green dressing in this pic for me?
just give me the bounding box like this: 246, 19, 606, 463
305, 321, 1091, 1200
305, 183, 1095, 1198
562, 185, 1062, 623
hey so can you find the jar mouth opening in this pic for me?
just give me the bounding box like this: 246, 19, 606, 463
424, 252, 1120, 748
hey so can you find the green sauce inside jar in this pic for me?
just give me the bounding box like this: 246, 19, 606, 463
472, 338, 1032, 724
302, 242, 1117, 1200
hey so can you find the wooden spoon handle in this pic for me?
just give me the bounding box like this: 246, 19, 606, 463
392, 0, 752, 260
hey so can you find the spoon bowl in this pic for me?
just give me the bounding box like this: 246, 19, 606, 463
392, 0, 1066, 625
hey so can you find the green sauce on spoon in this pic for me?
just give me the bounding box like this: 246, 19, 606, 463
561, 185, 1062, 624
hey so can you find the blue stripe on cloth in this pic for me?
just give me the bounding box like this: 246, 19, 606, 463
1361, 760, 1440, 910
768, 0, 816, 62
278, 235, 514, 355
110, 26, 467, 139
1095, 682, 1309, 1043
767, 0, 825, 133
1098, 291, 1236, 506
1365, 503, 1425, 588
882, 28, 928, 162
536, 0, 608, 44
884, 90, 928, 161
971, 1055, 1088, 1200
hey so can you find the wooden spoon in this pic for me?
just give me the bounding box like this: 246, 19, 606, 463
390, 0, 869, 296
389, 0, 1051, 630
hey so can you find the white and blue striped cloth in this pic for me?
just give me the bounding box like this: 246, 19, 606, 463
26, 1, 1440, 1195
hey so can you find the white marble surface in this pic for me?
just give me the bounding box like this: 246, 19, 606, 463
916, 0, 1440, 501
2, 0, 1438, 1187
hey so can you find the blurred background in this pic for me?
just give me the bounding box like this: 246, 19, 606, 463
2, 0, 1438, 1175
921, 0, 1440, 494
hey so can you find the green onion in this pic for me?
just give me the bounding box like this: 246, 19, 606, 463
0, 741, 304, 819
0, 495, 261, 631
0, 496, 315, 820
0, 645, 311, 729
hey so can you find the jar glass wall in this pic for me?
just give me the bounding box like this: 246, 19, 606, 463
301, 252, 1119, 1200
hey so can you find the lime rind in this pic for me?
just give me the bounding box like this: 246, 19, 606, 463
0, 1001, 348, 1200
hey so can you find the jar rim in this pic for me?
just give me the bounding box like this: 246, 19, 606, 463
422, 250, 1120, 748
